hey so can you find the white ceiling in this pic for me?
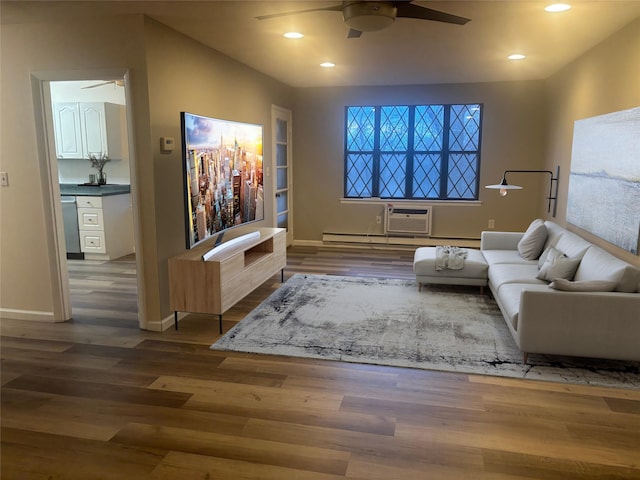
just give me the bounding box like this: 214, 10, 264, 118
3, 1, 639, 87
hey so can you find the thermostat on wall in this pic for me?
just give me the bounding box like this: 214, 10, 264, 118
160, 136, 176, 152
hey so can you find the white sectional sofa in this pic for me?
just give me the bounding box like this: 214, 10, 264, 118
481, 220, 640, 363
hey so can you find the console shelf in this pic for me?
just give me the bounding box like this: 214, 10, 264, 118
168, 227, 286, 332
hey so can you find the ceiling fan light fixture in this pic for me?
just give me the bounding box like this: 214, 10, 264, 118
545, 3, 571, 13
283, 32, 304, 39
320, 62, 336, 68
343, 2, 396, 32
507, 53, 526, 60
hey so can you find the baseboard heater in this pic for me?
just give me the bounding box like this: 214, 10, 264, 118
321, 233, 480, 248
385, 205, 432, 235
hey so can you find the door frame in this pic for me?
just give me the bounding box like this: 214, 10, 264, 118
271, 105, 293, 245
31, 68, 147, 329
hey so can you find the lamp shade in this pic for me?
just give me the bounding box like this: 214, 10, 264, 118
485, 183, 523, 190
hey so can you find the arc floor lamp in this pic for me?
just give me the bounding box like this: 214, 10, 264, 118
485, 166, 560, 217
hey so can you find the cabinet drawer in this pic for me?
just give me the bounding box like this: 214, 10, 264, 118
77, 207, 104, 230
77, 196, 102, 208
80, 231, 106, 253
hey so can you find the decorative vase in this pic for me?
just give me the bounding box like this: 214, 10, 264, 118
98, 171, 107, 185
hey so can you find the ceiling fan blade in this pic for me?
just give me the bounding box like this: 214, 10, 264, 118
255, 4, 342, 21
395, 2, 470, 25
81, 81, 115, 89
347, 28, 363, 38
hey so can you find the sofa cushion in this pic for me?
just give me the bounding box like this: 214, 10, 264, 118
574, 246, 640, 293
543, 221, 565, 249
537, 245, 555, 269
536, 247, 581, 282
517, 219, 547, 260
554, 230, 591, 259
482, 250, 537, 267
489, 264, 547, 290
496, 283, 552, 330
549, 278, 617, 292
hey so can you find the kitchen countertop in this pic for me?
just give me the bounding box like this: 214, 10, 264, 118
60, 183, 131, 197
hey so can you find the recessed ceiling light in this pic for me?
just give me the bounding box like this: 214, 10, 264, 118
507, 54, 526, 60
545, 3, 571, 12
320, 62, 336, 68
283, 32, 304, 39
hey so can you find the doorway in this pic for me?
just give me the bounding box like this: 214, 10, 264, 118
32, 70, 145, 328
49, 79, 139, 325
272, 106, 293, 245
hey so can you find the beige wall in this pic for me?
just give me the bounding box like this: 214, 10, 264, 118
292, 81, 548, 241
143, 18, 294, 325
0, 15, 293, 328
0, 15, 153, 322
544, 17, 640, 267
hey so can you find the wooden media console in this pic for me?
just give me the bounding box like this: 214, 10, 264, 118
168, 227, 286, 332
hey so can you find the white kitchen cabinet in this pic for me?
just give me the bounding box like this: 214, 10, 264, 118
53, 102, 124, 159
53, 103, 83, 159
77, 194, 134, 260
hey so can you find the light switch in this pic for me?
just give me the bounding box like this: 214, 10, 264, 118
0, 172, 8, 187
160, 137, 176, 152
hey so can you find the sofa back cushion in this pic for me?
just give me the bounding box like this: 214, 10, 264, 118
574, 246, 640, 293
554, 230, 591, 259
543, 221, 565, 250
517, 219, 547, 260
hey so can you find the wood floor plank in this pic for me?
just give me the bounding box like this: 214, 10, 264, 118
151, 451, 347, 480
150, 375, 344, 411
111, 422, 351, 476
4, 374, 192, 408
1, 426, 166, 479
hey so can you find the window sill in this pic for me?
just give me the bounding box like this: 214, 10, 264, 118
339, 198, 482, 207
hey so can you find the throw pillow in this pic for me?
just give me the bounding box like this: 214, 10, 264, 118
549, 278, 617, 292
518, 219, 548, 260
537, 249, 581, 282
537, 245, 555, 269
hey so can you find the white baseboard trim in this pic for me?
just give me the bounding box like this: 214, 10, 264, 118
0, 308, 57, 322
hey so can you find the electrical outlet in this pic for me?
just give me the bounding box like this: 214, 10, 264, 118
376, 215, 382, 225
488, 219, 495, 229
0, 172, 8, 187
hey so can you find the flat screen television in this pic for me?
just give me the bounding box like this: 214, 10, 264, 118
180, 112, 264, 249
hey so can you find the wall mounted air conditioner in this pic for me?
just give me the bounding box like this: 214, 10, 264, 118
385, 206, 431, 235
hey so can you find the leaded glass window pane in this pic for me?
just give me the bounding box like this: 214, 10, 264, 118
447, 153, 478, 199
449, 104, 480, 151
346, 153, 373, 197
413, 154, 441, 198
380, 106, 408, 152
379, 153, 406, 198
414, 105, 444, 151
347, 107, 375, 151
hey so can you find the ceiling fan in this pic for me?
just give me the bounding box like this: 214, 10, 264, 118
81, 79, 124, 89
256, 1, 470, 38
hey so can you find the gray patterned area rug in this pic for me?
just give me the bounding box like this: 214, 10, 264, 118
212, 274, 640, 388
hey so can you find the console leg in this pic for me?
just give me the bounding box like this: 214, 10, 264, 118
523, 352, 528, 364
174, 311, 178, 330
218, 314, 223, 334
281, 268, 284, 283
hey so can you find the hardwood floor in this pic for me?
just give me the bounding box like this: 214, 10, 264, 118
2, 246, 640, 479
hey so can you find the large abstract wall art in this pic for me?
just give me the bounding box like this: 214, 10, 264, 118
567, 107, 640, 254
